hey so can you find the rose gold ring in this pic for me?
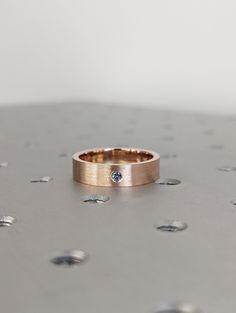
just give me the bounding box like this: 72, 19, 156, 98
72, 148, 160, 187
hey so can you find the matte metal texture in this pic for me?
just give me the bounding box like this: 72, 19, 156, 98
73, 147, 160, 186
0, 102, 235, 313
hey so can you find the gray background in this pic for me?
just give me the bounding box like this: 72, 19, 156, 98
1, 0, 236, 114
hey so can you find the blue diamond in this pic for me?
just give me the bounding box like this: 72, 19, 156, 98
111, 171, 123, 183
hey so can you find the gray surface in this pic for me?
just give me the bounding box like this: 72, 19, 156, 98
0, 103, 236, 313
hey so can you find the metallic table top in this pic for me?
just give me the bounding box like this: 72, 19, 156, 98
0, 102, 235, 313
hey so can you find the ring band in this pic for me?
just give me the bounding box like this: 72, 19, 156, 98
72, 148, 160, 187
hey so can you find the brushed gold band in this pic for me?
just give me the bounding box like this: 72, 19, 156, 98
72, 148, 160, 187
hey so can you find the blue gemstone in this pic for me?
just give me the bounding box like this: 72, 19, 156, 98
111, 171, 123, 183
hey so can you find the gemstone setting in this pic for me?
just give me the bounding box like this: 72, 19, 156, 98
111, 171, 123, 183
